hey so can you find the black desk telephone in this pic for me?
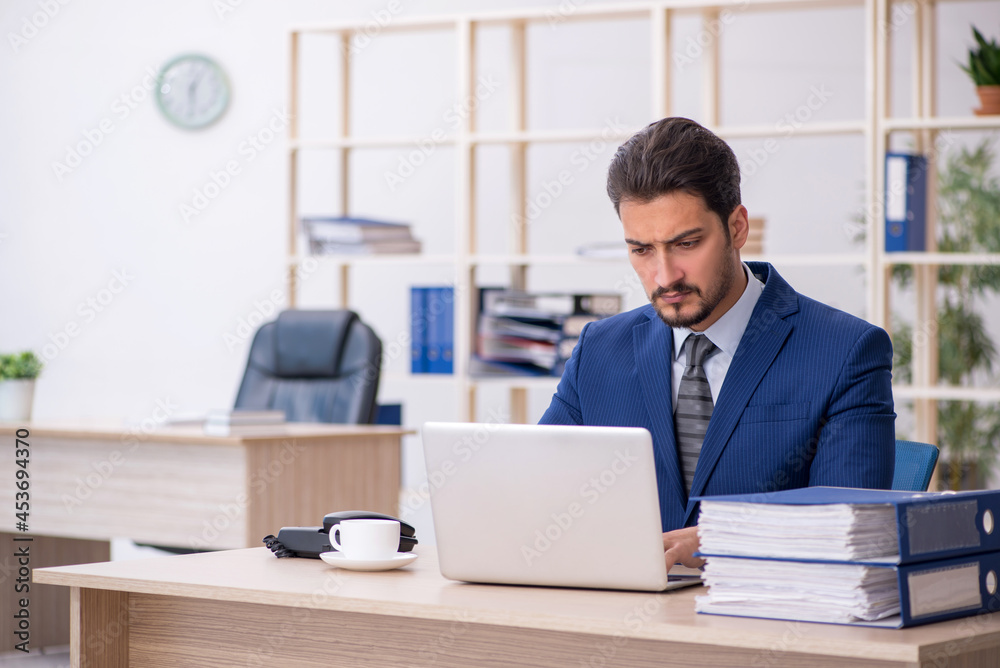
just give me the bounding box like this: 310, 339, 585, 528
262, 510, 418, 559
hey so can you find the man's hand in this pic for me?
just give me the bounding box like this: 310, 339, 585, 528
662, 526, 704, 569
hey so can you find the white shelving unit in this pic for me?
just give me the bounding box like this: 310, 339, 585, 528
285, 0, 999, 431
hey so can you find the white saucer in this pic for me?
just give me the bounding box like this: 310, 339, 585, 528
319, 551, 418, 572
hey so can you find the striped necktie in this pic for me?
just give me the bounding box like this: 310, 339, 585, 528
675, 334, 718, 495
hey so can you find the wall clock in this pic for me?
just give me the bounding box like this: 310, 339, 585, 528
155, 54, 230, 129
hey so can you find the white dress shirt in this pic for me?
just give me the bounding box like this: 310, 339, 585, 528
671, 263, 765, 409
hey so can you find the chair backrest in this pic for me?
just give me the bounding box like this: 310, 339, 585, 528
234, 310, 382, 424
892, 439, 939, 491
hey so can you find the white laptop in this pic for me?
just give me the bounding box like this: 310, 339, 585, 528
420, 422, 702, 592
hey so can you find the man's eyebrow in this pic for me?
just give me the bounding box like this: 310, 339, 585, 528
625, 228, 704, 247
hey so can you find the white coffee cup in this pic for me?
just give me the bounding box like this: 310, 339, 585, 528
329, 519, 400, 560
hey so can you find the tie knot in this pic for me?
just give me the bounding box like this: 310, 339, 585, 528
684, 334, 718, 367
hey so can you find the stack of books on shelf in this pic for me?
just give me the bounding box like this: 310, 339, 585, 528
302, 216, 422, 255
472, 289, 621, 377
694, 487, 1000, 628
411, 286, 454, 374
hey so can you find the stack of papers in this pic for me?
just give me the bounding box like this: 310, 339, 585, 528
696, 498, 902, 624
698, 501, 900, 562
696, 557, 901, 623
203, 410, 285, 436
693, 487, 1000, 628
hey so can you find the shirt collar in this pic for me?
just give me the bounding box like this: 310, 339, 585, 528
672, 262, 766, 361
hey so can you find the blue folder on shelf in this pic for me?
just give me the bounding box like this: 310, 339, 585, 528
884, 152, 928, 252
427, 286, 454, 374
411, 286, 454, 374
695, 486, 1000, 565
410, 287, 426, 373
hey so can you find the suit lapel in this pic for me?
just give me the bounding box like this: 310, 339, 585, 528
686, 264, 798, 515
633, 313, 687, 518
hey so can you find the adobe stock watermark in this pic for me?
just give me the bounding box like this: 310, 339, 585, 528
579, 592, 668, 667
189, 439, 307, 549
511, 116, 629, 231
222, 258, 320, 353
51, 65, 160, 182
673, 0, 750, 71
179, 106, 292, 224
399, 407, 510, 520
213, 0, 247, 21
384, 75, 501, 192
749, 621, 808, 667
416, 610, 474, 666
245, 570, 347, 666
545, 0, 588, 27
60, 397, 178, 513
7, 0, 72, 54
741, 84, 834, 178
40, 268, 135, 364
342, 0, 405, 55
521, 448, 639, 566
880, 1, 917, 36
83, 598, 136, 659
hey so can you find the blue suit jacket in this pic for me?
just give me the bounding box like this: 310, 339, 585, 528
539, 262, 895, 531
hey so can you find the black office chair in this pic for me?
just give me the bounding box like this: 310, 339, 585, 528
139, 310, 383, 556
234, 309, 382, 424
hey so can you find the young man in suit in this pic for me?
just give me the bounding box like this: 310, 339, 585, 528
539, 117, 895, 568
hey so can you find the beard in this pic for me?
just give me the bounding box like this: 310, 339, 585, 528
650, 256, 739, 330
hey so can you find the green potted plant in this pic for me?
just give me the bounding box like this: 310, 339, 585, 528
961, 27, 1000, 115
0, 351, 43, 421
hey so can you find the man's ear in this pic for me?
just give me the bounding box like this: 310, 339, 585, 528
728, 205, 750, 250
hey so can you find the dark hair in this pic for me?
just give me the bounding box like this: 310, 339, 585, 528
606, 117, 741, 229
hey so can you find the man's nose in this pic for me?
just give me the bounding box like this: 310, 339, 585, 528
654, 253, 682, 288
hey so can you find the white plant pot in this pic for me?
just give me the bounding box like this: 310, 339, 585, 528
0, 379, 36, 421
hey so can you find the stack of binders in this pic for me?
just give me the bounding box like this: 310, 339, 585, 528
694, 487, 1000, 627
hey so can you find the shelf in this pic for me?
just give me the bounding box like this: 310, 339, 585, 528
470, 253, 868, 266
289, 0, 866, 35
289, 254, 457, 267
745, 253, 867, 266
468, 375, 560, 389
289, 252, 868, 268
892, 385, 1000, 402
711, 120, 866, 139
468, 120, 866, 146
882, 116, 1000, 132
383, 372, 560, 390
287, 0, 999, 429
380, 373, 460, 385
471, 129, 636, 145
881, 253, 1000, 266
289, 137, 457, 150
471, 254, 626, 265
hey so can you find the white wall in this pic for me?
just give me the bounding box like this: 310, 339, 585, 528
2, 0, 997, 542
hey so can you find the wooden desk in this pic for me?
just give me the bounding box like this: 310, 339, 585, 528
1, 421, 408, 648
34, 547, 1000, 668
